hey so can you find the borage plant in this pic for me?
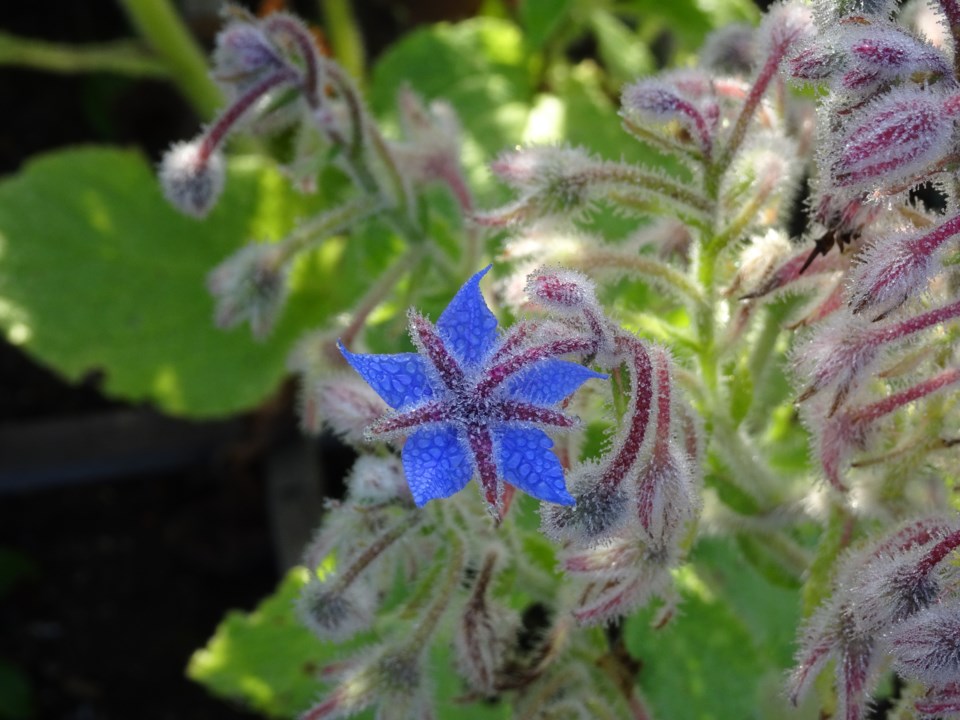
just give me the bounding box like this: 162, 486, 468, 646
160, 2, 960, 718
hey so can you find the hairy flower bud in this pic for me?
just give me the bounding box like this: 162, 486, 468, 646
301, 374, 389, 444
890, 603, 960, 687
301, 645, 432, 720
789, 24, 950, 92
828, 88, 959, 192
298, 577, 376, 642
346, 455, 410, 504
525, 267, 595, 313
159, 140, 225, 218
453, 548, 518, 694
207, 241, 290, 339
212, 19, 283, 95
621, 79, 715, 156
847, 212, 960, 317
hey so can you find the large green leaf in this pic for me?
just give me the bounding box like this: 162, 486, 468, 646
369, 18, 533, 200
625, 538, 801, 720
189, 568, 510, 719
0, 148, 397, 417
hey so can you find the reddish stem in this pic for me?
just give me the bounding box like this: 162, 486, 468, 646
263, 14, 321, 107
198, 69, 294, 163
599, 336, 655, 489
850, 367, 960, 426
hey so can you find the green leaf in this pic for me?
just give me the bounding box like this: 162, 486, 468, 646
370, 18, 533, 200
625, 538, 801, 719
0, 147, 390, 417
617, 0, 758, 52
588, 9, 654, 85
188, 568, 354, 717
189, 567, 509, 719
519, 0, 574, 50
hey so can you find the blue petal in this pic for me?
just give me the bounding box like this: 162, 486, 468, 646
402, 426, 473, 506
493, 427, 575, 505
339, 342, 434, 409
507, 359, 607, 405
437, 265, 499, 369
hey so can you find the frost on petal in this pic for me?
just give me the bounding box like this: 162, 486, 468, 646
402, 426, 473, 506
507, 359, 606, 405
338, 343, 435, 410
493, 427, 574, 505
436, 265, 499, 368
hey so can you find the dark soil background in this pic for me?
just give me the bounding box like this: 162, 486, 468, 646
0, 2, 479, 718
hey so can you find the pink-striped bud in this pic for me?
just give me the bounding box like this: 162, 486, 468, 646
841, 24, 949, 87
786, 43, 841, 81
915, 683, 960, 717
621, 79, 715, 155
635, 348, 699, 547
570, 544, 677, 626
789, 24, 950, 91
525, 267, 596, 313
789, 517, 959, 716
791, 310, 883, 411
847, 211, 960, 317
828, 88, 959, 192
453, 548, 518, 694
890, 603, 960, 687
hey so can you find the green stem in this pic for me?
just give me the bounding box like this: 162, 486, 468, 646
275, 195, 383, 265
577, 250, 705, 308
0, 31, 168, 77
339, 246, 426, 347
743, 305, 785, 432
118, 0, 222, 119
710, 414, 778, 508
319, 0, 366, 83
404, 529, 465, 649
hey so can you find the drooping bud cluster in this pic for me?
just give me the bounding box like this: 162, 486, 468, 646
777, 0, 960, 508
789, 516, 960, 720
532, 270, 702, 626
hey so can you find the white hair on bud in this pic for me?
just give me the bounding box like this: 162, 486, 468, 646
158, 140, 225, 219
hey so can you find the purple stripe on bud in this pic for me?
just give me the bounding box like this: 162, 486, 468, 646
830, 89, 955, 191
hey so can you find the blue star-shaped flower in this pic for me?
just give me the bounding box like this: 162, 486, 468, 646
339, 266, 605, 513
